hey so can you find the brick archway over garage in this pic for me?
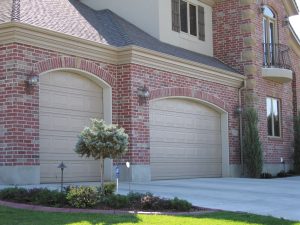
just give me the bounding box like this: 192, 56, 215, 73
34, 56, 115, 86
150, 87, 229, 112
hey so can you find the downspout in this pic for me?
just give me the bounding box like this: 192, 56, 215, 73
238, 80, 247, 176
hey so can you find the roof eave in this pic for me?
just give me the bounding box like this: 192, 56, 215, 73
283, 0, 299, 17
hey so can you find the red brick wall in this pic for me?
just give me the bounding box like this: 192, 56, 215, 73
0, 42, 241, 169
213, 0, 300, 165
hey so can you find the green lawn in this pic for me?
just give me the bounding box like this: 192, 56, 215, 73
0, 206, 299, 225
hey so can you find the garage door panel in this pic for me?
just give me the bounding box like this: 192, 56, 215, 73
151, 162, 222, 180
150, 112, 220, 130
151, 146, 221, 158
151, 100, 217, 116
40, 88, 103, 113
151, 131, 221, 144
150, 98, 222, 180
40, 71, 104, 183
40, 112, 102, 132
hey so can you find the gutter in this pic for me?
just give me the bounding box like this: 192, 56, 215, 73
238, 80, 247, 176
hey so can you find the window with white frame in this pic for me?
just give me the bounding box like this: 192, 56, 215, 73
172, 0, 205, 41
267, 97, 281, 137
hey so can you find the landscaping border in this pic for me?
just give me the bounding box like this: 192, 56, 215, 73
0, 200, 217, 216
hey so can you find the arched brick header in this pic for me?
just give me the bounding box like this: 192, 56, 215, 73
34, 57, 115, 86
150, 87, 229, 112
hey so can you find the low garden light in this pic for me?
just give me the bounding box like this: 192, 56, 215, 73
57, 161, 67, 192
126, 161, 131, 192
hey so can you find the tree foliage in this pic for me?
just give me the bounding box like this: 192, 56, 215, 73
75, 119, 129, 189
294, 112, 300, 174
243, 108, 263, 178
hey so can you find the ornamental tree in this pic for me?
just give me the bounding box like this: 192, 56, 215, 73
294, 112, 300, 174
75, 119, 129, 190
243, 108, 263, 178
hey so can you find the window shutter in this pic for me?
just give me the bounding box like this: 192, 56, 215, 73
198, 6, 205, 41
172, 0, 180, 32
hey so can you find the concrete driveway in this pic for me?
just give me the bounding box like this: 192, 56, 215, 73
118, 177, 300, 221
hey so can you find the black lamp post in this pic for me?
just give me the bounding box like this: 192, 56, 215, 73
57, 161, 67, 192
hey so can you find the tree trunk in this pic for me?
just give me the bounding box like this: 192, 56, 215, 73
100, 155, 104, 192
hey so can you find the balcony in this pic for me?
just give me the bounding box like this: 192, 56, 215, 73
262, 43, 293, 83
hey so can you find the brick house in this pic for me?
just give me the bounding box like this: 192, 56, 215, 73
0, 0, 299, 185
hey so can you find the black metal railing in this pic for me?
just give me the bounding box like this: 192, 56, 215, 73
263, 43, 292, 70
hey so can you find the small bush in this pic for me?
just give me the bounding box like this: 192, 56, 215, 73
66, 186, 99, 208
141, 193, 160, 210
260, 172, 273, 179
170, 197, 192, 211
288, 169, 295, 175
0, 187, 65, 207
102, 182, 116, 196
101, 194, 129, 209
0, 187, 27, 202
277, 170, 288, 178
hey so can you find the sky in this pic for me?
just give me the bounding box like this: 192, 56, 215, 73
290, 0, 300, 39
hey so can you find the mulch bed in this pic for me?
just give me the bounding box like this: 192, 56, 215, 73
0, 200, 217, 215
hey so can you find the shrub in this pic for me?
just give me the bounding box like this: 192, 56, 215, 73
102, 182, 116, 196
140, 193, 160, 210
101, 194, 129, 209
243, 108, 263, 178
127, 192, 145, 208
27, 188, 65, 206
294, 112, 300, 174
260, 172, 273, 179
277, 170, 287, 178
0, 187, 28, 202
66, 186, 99, 208
170, 197, 192, 211
0, 187, 65, 207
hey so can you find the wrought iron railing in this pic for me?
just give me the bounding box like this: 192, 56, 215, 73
263, 43, 292, 70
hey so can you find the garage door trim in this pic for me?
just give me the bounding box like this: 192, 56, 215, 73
39, 68, 113, 182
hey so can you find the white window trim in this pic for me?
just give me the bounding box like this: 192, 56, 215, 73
267, 97, 281, 138
180, 0, 200, 38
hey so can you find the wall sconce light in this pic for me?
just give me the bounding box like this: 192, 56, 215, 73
283, 16, 289, 26
236, 106, 243, 115
260, 4, 265, 14
26, 70, 38, 86
137, 85, 150, 98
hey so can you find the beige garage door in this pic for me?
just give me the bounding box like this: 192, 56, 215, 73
150, 98, 222, 180
39, 71, 103, 183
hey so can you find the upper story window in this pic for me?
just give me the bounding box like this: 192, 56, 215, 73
262, 6, 292, 70
263, 6, 277, 66
172, 0, 205, 41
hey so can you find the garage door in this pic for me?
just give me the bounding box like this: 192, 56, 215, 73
150, 98, 222, 180
39, 71, 103, 183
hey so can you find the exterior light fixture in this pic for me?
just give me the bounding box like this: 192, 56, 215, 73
26, 70, 38, 86
236, 106, 243, 115
137, 85, 150, 98
57, 161, 67, 192
260, 4, 265, 13
283, 16, 289, 26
